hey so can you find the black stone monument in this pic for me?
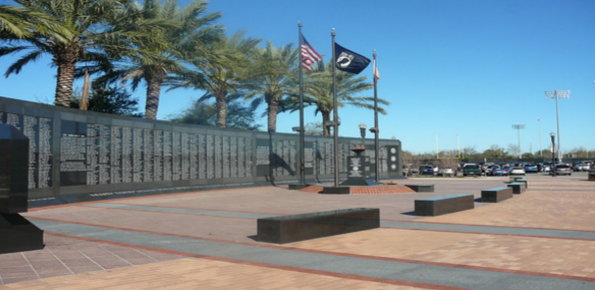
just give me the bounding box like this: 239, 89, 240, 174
0, 124, 44, 254
340, 147, 378, 186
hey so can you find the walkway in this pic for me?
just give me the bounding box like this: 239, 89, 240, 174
1, 175, 595, 289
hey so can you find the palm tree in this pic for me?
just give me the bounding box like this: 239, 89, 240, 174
284, 60, 389, 136
94, 0, 222, 120
244, 41, 298, 133
166, 30, 260, 128
1, 5, 33, 38
0, 0, 153, 107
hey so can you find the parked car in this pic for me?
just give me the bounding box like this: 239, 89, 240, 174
553, 164, 572, 175
523, 163, 538, 173
438, 167, 457, 177
542, 162, 553, 172
420, 165, 436, 175
490, 166, 508, 176
509, 166, 526, 175
573, 161, 592, 172
462, 164, 481, 176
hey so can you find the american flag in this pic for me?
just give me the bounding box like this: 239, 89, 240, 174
300, 33, 322, 72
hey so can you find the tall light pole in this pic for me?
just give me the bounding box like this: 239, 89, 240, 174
512, 124, 525, 159
537, 119, 542, 159
545, 90, 570, 162
457, 134, 461, 159
550, 132, 556, 177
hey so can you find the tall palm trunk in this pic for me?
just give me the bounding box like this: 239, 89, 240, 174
322, 110, 331, 136
215, 91, 227, 128
267, 97, 278, 133
145, 72, 166, 120
53, 47, 79, 107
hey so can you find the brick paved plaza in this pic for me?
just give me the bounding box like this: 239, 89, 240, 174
1, 175, 595, 289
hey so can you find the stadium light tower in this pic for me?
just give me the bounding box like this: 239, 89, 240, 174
512, 124, 525, 159
537, 119, 542, 159
545, 90, 570, 162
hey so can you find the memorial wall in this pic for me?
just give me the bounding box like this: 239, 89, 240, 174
0, 96, 402, 207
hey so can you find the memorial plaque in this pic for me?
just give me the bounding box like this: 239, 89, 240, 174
86, 125, 98, 185
245, 137, 253, 176
214, 135, 222, 178
97, 124, 111, 184
237, 137, 246, 177
60, 121, 87, 186
256, 139, 269, 176
206, 134, 214, 179
221, 136, 230, 178
171, 132, 181, 181
198, 134, 206, 179
189, 133, 198, 180
1, 113, 53, 188
229, 136, 237, 178
132, 128, 143, 182
163, 131, 172, 181
110, 126, 122, 184
143, 128, 153, 182
153, 130, 163, 181
121, 126, 132, 183
180, 132, 190, 180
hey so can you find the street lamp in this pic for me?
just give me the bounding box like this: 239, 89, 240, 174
545, 90, 570, 162
359, 123, 367, 139
550, 132, 556, 177
512, 124, 525, 159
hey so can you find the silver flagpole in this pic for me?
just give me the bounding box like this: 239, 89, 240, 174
298, 22, 306, 185
331, 28, 339, 187
373, 51, 379, 182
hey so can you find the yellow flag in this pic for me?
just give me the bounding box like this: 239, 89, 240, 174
373, 59, 380, 80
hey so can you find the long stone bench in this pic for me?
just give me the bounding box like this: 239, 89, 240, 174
507, 182, 525, 194
405, 184, 434, 192
257, 208, 380, 244
481, 187, 513, 203
415, 194, 474, 216
514, 179, 528, 189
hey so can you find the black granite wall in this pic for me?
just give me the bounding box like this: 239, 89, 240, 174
0, 96, 402, 207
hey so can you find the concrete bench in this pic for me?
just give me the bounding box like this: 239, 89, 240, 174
415, 194, 474, 216
481, 187, 513, 203
509, 176, 526, 182
507, 182, 525, 194
257, 208, 380, 244
405, 184, 434, 192
515, 179, 528, 188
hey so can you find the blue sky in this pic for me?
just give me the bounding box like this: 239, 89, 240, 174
1, 0, 594, 155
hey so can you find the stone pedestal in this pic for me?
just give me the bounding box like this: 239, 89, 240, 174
0, 124, 44, 253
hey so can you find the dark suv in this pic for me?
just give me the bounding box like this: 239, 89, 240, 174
462, 164, 481, 176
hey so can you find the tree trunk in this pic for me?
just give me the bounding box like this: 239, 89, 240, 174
267, 97, 278, 133
145, 72, 165, 120
322, 111, 331, 136
53, 47, 78, 107
215, 92, 227, 128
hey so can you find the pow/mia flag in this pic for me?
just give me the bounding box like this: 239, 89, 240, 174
334, 43, 370, 74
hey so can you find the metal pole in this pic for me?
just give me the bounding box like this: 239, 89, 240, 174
555, 92, 562, 162
545, 90, 569, 163
373, 51, 379, 182
551, 133, 556, 177
537, 119, 542, 159
457, 135, 461, 159
297, 22, 306, 185
331, 29, 339, 187
512, 124, 525, 159
517, 127, 521, 159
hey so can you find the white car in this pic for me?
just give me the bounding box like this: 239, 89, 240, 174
438, 168, 456, 177
508, 167, 526, 175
